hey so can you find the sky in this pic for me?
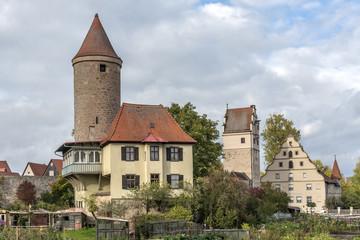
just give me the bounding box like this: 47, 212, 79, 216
1, 0, 360, 177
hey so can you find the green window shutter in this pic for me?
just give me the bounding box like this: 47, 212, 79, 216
178, 148, 183, 161
166, 148, 171, 161
135, 175, 140, 187
135, 147, 139, 161
121, 147, 126, 160
122, 175, 127, 189
179, 175, 184, 188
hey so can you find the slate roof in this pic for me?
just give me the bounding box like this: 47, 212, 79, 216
22, 162, 47, 176
43, 159, 63, 176
73, 14, 120, 60
223, 107, 253, 133
101, 103, 196, 146
331, 159, 342, 179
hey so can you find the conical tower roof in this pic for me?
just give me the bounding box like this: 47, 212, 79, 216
331, 159, 342, 179
73, 14, 120, 60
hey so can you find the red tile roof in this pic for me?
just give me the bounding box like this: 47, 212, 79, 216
223, 107, 253, 133
0, 161, 12, 173
0, 172, 20, 176
51, 159, 63, 174
22, 162, 47, 176
73, 14, 120, 60
331, 159, 342, 179
101, 103, 196, 146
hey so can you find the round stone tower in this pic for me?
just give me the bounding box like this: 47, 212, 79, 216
72, 14, 122, 142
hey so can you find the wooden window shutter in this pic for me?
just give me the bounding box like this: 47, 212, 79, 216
166, 148, 171, 161
121, 147, 126, 160
134, 147, 139, 161
178, 148, 183, 161
122, 175, 127, 189
167, 175, 171, 185
135, 175, 140, 187
179, 175, 184, 188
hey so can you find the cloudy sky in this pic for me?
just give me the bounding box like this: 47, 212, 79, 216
1, 0, 359, 177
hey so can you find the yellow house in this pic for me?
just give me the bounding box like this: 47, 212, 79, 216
261, 136, 341, 213
57, 103, 196, 208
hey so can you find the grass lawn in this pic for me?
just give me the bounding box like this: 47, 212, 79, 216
62, 227, 96, 240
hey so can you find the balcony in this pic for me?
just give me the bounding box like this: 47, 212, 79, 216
62, 163, 102, 177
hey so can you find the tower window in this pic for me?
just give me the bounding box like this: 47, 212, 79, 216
96, 117, 99, 124
289, 151, 293, 158
100, 64, 106, 72
241, 138, 245, 143
289, 161, 293, 168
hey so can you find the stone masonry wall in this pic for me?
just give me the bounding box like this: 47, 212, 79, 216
0, 176, 57, 208
74, 60, 121, 142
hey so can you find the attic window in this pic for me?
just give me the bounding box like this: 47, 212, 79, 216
100, 64, 106, 72
150, 123, 155, 128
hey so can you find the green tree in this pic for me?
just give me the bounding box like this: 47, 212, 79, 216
167, 103, 222, 179
340, 158, 360, 208
127, 182, 172, 213
40, 174, 74, 209
97, 200, 129, 218
86, 195, 98, 220
312, 159, 332, 177
194, 170, 248, 229
261, 113, 301, 166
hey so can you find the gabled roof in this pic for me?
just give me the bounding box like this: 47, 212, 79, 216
22, 162, 47, 176
43, 159, 63, 176
101, 103, 196, 146
223, 107, 253, 133
0, 161, 12, 173
331, 159, 342, 179
73, 14, 120, 60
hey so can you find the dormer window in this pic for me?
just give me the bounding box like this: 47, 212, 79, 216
100, 64, 106, 72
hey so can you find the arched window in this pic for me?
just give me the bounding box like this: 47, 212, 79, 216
289, 151, 293, 158
89, 152, 94, 163
289, 173, 293, 181
289, 161, 293, 169
95, 152, 101, 163
81, 152, 86, 163
74, 152, 79, 163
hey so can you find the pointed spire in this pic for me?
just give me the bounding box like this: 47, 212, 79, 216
331, 159, 342, 179
73, 14, 120, 60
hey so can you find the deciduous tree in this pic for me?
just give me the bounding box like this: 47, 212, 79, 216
312, 159, 332, 177
16, 180, 36, 205
167, 102, 222, 179
40, 174, 74, 209
261, 113, 301, 166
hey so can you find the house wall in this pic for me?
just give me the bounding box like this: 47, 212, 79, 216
22, 165, 34, 176
261, 137, 332, 213
0, 176, 57, 208
102, 143, 193, 199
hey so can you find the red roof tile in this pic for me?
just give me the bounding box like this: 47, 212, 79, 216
331, 160, 342, 179
101, 103, 196, 146
0, 172, 20, 176
50, 159, 63, 174
224, 107, 253, 133
142, 133, 168, 143
73, 14, 120, 60
22, 162, 47, 176
0, 161, 12, 173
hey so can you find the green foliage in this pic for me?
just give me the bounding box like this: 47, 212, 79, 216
339, 158, 360, 208
40, 174, 74, 209
165, 205, 193, 221
325, 196, 342, 209
312, 159, 332, 177
97, 199, 129, 218
194, 170, 248, 229
62, 227, 96, 239
16, 180, 36, 205
161, 232, 225, 240
0, 226, 62, 239
261, 113, 301, 166
86, 195, 98, 216
167, 102, 222, 179
246, 184, 290, 226
128, 182, 172, 213
306, 202, 316, 208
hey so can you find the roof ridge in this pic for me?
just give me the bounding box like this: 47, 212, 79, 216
161, 105, 196, 143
